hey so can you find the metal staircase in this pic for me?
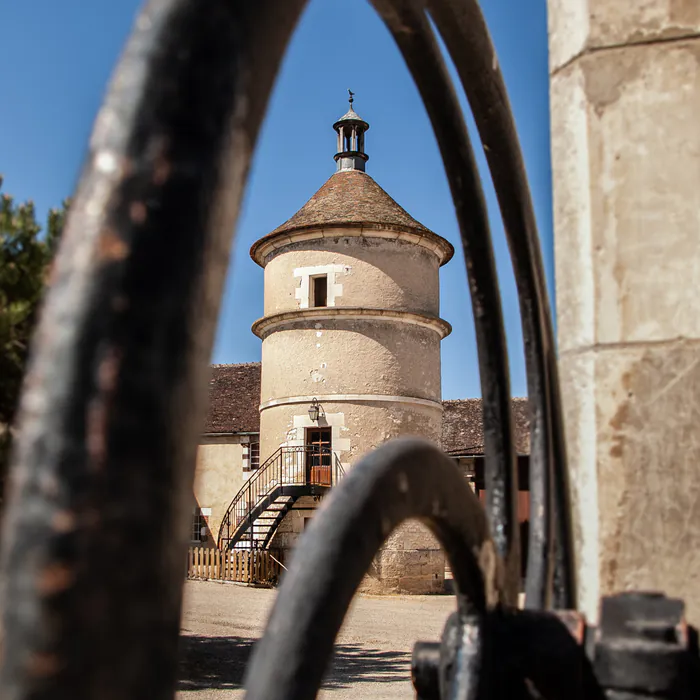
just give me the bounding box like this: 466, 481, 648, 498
217, 446, 345, 550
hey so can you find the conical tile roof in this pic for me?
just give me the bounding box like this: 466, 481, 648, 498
272, 170, 432, 235
250, 170, 454, 266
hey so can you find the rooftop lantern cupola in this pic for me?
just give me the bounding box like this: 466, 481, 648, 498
333, 90, 369, 173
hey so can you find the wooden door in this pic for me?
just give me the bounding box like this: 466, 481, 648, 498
306, 427, 332, 486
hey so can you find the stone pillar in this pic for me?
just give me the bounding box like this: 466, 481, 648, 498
548, 1, 700, 621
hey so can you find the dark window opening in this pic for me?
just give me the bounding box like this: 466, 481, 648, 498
192, 510, 208, 542
250, 442, 260, 470
312, 275, 328, 307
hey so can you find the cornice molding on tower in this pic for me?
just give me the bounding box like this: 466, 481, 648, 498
258, 393, 444, 413
251, 306, 452, 340
250, 223, 454, 268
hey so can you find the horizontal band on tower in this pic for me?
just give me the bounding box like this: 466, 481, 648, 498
250, 224, 454, 268
252, 306, 452, 339
259, 393, 444, 412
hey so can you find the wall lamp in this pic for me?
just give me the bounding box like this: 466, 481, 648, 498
308, 398, 321, 422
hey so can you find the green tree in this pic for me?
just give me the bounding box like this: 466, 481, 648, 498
0, 175, 68, 499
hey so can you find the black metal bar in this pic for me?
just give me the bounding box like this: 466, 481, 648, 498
424, 0, 575, 609
244, 438, 499, 700
248, 481, 253, 552
0, 0, 308, 697
370, 0, 521, 605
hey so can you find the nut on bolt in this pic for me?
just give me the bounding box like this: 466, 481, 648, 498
594, 592, 694, 698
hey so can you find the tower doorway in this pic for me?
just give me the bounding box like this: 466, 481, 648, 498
305, 427, 332, 486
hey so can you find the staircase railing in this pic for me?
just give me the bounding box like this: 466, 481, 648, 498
217, 446, 343, 549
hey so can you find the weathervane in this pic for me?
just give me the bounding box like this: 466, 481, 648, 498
348, 89, 355, 106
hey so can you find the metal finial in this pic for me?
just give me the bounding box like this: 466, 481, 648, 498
348, 89, 354, 106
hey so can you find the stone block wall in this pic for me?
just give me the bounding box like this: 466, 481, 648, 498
548, 0, 700, 621
360, 520, 445, 595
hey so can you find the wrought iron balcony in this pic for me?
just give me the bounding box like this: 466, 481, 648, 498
217, 446, 344, 551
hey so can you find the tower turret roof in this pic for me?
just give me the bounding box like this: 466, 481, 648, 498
250, 94, 454, 267
250, 170, 454, 266
333, 105, 369, 129
272, 170, 432, 235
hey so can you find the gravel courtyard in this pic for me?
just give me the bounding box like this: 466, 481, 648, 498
178, 580, 457, 699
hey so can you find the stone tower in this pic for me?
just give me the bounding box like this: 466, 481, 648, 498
250, 98, 454, 593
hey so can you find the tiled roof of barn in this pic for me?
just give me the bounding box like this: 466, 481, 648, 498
270, 170, 432, 236
203, 363, 261, 434
441, 398, 531, 456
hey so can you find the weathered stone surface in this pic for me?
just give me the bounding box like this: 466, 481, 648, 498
550, 2, 700, 623
262, 235, 441, 317
557, 351, 599, 617
594, 342, 700, 618
360, 540, 445, 595
548, 0, 700, 71
553, 38, 700, 352
562, 343, 700, 621
383, 521, 441, 552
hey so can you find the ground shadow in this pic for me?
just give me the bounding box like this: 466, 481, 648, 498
178, 634, 411, 692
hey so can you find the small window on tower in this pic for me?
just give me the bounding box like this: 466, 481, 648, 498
311, 275, 328, 307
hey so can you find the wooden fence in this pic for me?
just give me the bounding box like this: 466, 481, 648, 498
187, 547, 282, 585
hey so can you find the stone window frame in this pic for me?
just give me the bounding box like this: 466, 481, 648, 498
294, 264, 344, 309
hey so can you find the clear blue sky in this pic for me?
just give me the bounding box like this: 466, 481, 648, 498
0, 0, 554, 400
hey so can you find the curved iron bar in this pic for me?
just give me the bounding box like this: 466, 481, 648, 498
0, 1, 310, 697
370, 0, 520, 608
423, 0, 575, 609
244, 439, 500, 700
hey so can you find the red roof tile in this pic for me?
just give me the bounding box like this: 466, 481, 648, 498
441, 398, 531, 456
250, 170, 454, 266
203, 363, 261, 434
272, 170, 433, 235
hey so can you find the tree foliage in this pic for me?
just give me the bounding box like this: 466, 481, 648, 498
0, 175, 68, 497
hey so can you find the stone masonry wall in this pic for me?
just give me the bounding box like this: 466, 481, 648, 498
548, 0, 700, 621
